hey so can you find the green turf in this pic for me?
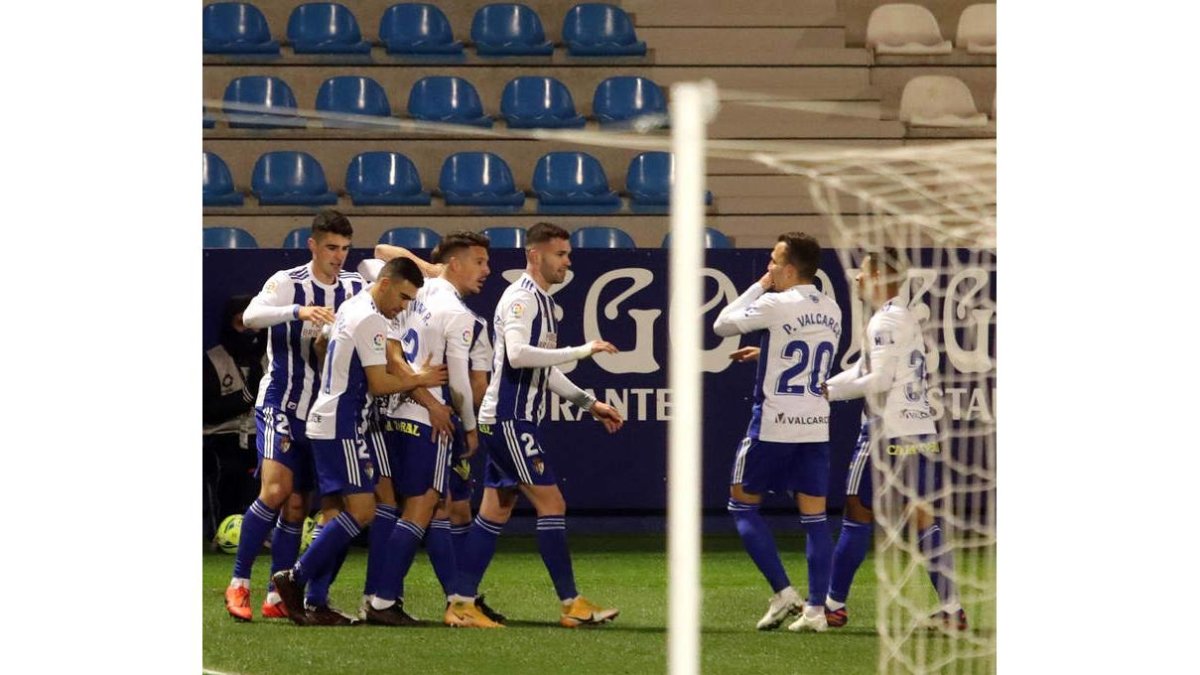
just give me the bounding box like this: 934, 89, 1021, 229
203, 534, 992, 674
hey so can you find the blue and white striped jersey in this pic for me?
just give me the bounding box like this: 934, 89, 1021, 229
246, 262, 364, 420
469, 314, 492, 373
306, 291, 389, 440
478, 274, 563, 425
714, 283, 843, 442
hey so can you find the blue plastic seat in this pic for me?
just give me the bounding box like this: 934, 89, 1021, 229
204, 227, 259, 248
345, 152, 431, 205
500, 77, 586, 129
203, 152, 244, 206
379, 227, 442, 249
282, 227, 312, 248
287, 3, 371, 53
203, 3, 279, 54
222, 76, 302, 128
439, 153, 525, 206
532, 152, 620, 208
471, 4, 553, 55
626, 152, 713, 206
407, 77, 492, 127
594, 76, 667, 127
563, 4, 646, 56
315, 76, 391, 125
479, 226, 526, 248
379, 3, 463, 54
661, 228, 732, 249
570, 226, 635, 249
251, 151, 338, 206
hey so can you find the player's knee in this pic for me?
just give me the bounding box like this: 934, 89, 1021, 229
845, 496, 873, 523
259, 481, 291, 509
447, 500, 471, 524
345, 501, 375, 527
280, 494, 307, 523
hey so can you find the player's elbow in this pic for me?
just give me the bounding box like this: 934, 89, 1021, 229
712, 320, 739, 338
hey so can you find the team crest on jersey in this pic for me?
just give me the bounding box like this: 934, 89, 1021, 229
510, 302, 526, 318
532, 458, 545, 475
265, 279, 277, 293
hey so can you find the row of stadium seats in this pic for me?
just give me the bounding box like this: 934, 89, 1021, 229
867, 3, 995, 55
209, 74, 664, 129
203, 225, 732, 249
204, 150, 713, 208
204, 2, 645, 56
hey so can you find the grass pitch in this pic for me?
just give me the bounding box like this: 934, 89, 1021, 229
204, 533, 990, 674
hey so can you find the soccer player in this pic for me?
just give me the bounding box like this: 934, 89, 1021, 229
272, 257, 447, 626
821, 248, 967, 631
450, 222, 625, 629
713, 232, 842, 632
224, 210, 366, 623
364, 232, 493, 626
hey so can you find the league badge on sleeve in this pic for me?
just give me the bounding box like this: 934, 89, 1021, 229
372, 333, 385, 350
510, 302, 526, 319
462, 328, 473, 345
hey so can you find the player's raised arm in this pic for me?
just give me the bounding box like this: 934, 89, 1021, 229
375, 244, 444, 278
547, 366, 623, 434
502, 292, 617, 368
713, 272, 777, 337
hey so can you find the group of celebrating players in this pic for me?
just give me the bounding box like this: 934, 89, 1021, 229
221, 211, 965, 633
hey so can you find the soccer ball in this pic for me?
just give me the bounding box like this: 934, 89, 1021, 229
300, 516, 317, 553
215, 514, 242, 554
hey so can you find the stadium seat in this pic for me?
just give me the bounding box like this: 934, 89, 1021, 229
899, 75, 989, 127
479, 226, 526, 248
439, 152, 525, 206
626, 152, 713, 206
562, 4, 646, 56
251, 151, 339, 205
532, 152, 620, 208
500, 77, 586, 129
222, 76, 302, 128
471, 4, 554, 55
203, 2, 279, 54
379, 3, 463, 54
570, 226, 635, 249
956, 4, 996, 53
661, 228, 732, 249
281, 227, 311, 248
204, 227, 259, 248
287, 3, 371, 53
314, 76, 392, 125
865, 4, 952, 54
593, 77, 667, 128
203, 152, 244, 206
379, 227, 442, 249
203, 107, 216, 128
345, 152, 431, 205
407, 76, 493, 127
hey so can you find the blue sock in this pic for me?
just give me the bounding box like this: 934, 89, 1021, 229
363, 504, 398, 598
232, 499, 279, 580
306, 533, 350, 607
426, 519, 457, 596
456, 515, 504, 598
536, 516, 578, 601
728, 498, 790, 593
375, 519, 425, 603
293, 512, 360, 586
800, 514, 833, 608
451, 521, 470, 567
919, 521, 959, 607
267, 518, 303, 592
828, 520, 872, 603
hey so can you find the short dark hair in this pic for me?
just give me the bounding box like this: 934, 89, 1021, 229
311, 209, 353, 240
379, 257, 424, 289
863, 247, 905, 277
527, 222, 570, 246
778, 232, 820, 280
433, 231, 491, 264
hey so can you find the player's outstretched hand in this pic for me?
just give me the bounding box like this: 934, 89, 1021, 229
729, 346, 760, 363
587, 340, 619, 356
299, 305, 336, 325
590, 402, 624, 434
463, 428, 479, 458
425, 401, 454, 440
416, 354, 449, 388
